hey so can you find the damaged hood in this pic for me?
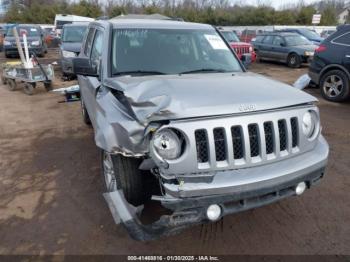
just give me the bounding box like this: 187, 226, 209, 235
104, 72, 317, 123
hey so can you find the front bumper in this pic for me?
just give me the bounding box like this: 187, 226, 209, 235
104, 136, 328, 241
4, 46, 43, 55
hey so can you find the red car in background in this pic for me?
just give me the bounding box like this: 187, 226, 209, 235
219, 29, 256, 63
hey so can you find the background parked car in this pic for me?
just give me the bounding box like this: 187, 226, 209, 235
309, 24, 350, 102
320, 29, 336, 39
278, 28, 324, 45
60, 23, 88, 79
3, 24, 47, 58
253, 32, 317, 68
219, 28, 256, 62
240, 29, 256, 43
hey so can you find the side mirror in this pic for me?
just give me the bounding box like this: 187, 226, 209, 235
280, 42, 286, 47
72, 57, 98, 77
241, 53, 252, 68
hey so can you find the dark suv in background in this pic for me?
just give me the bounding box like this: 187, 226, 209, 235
309, 25, 350, 102
3, 24, 47, 58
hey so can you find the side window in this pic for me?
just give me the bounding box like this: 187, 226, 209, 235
84, 28, 95, 56
273, 36, 284, 46
91, 30, 103, 64
262, 35, 274, 44
333, 32, 350, 46
255, 35, 264, 43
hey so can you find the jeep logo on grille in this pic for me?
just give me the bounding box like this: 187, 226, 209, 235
239, 104, 257, 112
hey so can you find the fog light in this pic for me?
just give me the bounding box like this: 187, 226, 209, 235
206, 204, 221, 221
295, 182, 306, 195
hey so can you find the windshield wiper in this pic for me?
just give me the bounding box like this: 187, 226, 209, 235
113, 70, 166, 76
179, 68, 231, 74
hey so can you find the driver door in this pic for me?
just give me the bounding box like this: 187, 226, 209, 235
79, 27, 104, 126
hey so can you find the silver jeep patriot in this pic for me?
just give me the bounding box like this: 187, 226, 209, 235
73, 18, 329, 241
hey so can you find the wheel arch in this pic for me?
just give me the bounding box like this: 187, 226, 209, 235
319, 64, 350, 83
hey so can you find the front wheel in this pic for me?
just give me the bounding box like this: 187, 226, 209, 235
287, 53, 301, 68
24, 83, 35, 95
7, 79, 16, 91
102, 151, 151, 206
320, 70, 350, 102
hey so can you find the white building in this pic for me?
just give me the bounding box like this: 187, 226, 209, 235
338, 4, 349, 24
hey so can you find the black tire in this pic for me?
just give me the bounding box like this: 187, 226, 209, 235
101, 151, 151, 206
320, 70, 350, 102
287, 53, 301, 68
255, 51, 263, 63
80, 99, 91, 125
7, 79, 16, 91
5, 52, 11, 58
1, 75, 7, 85
44, 82, 53, 92
23, 83, 35, 95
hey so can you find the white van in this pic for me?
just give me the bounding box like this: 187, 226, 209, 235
54, 14, 94, 36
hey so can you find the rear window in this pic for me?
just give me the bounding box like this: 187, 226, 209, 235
255, 35, 265, 42
333, 32, 350, 46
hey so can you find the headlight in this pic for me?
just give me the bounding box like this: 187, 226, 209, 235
31, 41, 40, 46
249, 46, 253, 52
304, 51, 314, 56
153, 129, 183, 160
62, 50, 76, 58
302, 111, 319, 139
4, 40, 11, 46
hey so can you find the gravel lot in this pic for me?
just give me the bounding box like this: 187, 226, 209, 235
0, 50, 349, 255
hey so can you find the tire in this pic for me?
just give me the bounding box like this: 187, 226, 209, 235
1, 76, 7, 85
44, 82, 53, 92
287, 53, 301, 68
320, 70, 350, 102
7, 79, 16, 91
23, 83, 35, 95
101, 150, 151, 206
80, 99, 91, 125
5, 52, 11, 58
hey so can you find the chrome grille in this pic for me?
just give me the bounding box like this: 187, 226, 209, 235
194, 117, 299, 165
234, 47, 250, 55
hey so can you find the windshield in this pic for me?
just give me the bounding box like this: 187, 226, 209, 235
111, 28, 242, 76
6, 26, 40, 37
285, 35, 312, 46
299, 29, 320, 39
62, 26, 87, 42
221, 31, 240, 43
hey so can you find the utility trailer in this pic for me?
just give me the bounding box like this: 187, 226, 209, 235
2, 62, 54, 95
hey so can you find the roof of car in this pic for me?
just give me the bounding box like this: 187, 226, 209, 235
259, 32, 300, 37
337, 24, 350, 31
63, 23, 89, 28
108, 18, 213, 30
16, 24, 41, 28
